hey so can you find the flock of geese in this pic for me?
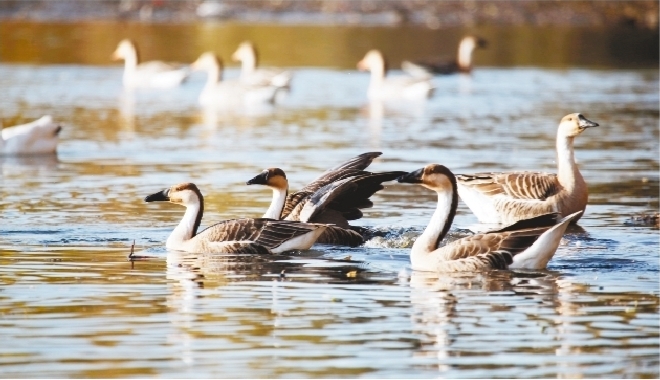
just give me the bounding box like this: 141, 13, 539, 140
1, 36, 599, 273
142, 113, 596, 272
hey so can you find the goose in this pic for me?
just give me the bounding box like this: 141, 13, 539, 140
231, 41, 293, 88
397, 164, 581, 272
246, 152, 405, 246
191, 52, 282, 107
144, 182, 328, 254
357, 50, 435, 101
1, 115, 62, 155
112, 39, 189, 88
401, 35, 488, 76
456, 113, 599, 225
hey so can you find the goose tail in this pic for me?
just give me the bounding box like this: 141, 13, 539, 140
509, 211, 582, 270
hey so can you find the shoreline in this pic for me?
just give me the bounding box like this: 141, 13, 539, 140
0, 0, 658, 29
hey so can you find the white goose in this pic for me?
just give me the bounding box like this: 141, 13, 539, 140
232, 41, 293, 88
357, 50, 435, 101
112, 39, 189, 88
191, 52, 282, 107
246, 152, 405, 246
144, 182, 328, 254
1, 115, 62, 155
397, 164, 581, 272
402, 35, 488, 76
456, 113, 599, 225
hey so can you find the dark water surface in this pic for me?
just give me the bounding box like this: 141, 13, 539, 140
0, 22, 658, 378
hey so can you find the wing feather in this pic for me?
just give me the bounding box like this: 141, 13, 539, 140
457, 172, 561, 201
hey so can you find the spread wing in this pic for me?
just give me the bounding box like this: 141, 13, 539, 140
196, 218, 323, 250
456, 172, 561, 201
282, 152, 384, 219
290, 171, 406, 223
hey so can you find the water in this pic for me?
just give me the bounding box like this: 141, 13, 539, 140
0, 22, 659, 378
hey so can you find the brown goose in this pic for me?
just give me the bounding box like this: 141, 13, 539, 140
401, 35, 488, 76
145, 183, 328, 254
398, 164, 581, 272
456, 113, 598, 225
246, 152, 405, 246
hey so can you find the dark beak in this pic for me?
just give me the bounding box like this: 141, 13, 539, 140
397, 168, 424, 184
246, 171, 268, 185
578, 114, 599, 129
144, 188, 170, 202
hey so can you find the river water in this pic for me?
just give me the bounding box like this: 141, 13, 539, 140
0, 21, 658, 378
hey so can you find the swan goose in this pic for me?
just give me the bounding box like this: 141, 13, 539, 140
357, 50, 435, 101
402, 35, 488, 76
144, 182, 328, 254
231, 41, 293, 88
112, 39, 189, 88
397, 164, 581, 272
191, 52, 282, 106
456, 113, 598, 225
246, 152, 405, 246
1, 115, 62, 155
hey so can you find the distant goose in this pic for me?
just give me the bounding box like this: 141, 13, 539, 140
191, 52, 282, 106
402, 35, 488, 76
1, 115, 62, 155
144, 182, 328, 254
397, 164, 581, 272
112, 39, 189, 88
247, 152, 405, 246
456, 113, 599, 225
232, 41, 293, 88
357, 50, 435, 101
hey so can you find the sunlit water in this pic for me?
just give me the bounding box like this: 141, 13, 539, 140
0, 58, 658, 376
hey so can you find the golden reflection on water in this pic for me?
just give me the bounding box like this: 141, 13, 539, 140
1, 20, 658, 68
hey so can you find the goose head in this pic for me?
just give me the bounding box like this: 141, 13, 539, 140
397, 164, 456, 192
191, 52, 223, 72
357, 50, 387, 73
145, 182, 203, 207
231, 41, 256, 63
112, 39, 137, 61
246, 168, 288, 190
558, 113, 599, 138
460, 36, 488, 52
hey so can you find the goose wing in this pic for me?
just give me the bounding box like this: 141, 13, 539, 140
281, 152, 383, 218
436, 226, 551, 271
293, 171, 406, 223
456, 172, 561, 201
196, 218, 324, 251
137, 60, 186, 73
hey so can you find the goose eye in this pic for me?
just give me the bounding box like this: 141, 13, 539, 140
568, 118, 572, 121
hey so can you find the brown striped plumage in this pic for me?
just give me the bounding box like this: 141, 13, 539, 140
145, 183, 327, 254
248, 152, 404, 246
456, 113, 599, 225
398, 164, 580, 272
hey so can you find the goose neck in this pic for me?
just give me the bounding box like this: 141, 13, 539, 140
556, 133, 583, 192
411, 188, 456, 257
457, 42, 474, 69
122, 48, 139, 75
240, 52, 257, 77
263, 186, 288, 219
166, 201, 202, 250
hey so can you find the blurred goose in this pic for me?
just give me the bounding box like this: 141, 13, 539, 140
357, 50, 434, 101
232, 41, 293, 88
112, 39, 189, 88
247, 152, 405, 246
191, 52, 282, 106
1, 115, 62, 155
144, 182, 328, 254
397, 164, 581, 272
402, 35, 488, 76
457, 113, 599, 225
